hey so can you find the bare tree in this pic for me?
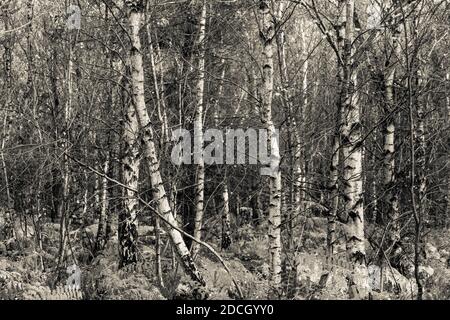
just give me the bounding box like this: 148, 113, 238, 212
259, 0, 282, 295
192, 0, 207, 258
124, 0, 205, 285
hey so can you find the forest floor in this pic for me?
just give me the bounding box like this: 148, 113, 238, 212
1, 216, 450, 300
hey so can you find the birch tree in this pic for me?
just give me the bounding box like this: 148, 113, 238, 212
382, 5, 402, 248
95, 151, 110, 253
56, 9, 76, 270
192, 0, 207, 258
340, 0, 365, 264
119, 61, 140, 267
1, 3, 13, 221
327, 0, 347, 256
124, 0, 205, 285
275, 2, 304, 231
259, 0, 282, 295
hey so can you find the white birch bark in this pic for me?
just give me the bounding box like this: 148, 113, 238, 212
276, 1, 303, 224
212, 54, 232, 250
259, 0, 282, 294
125, 0, 205, 285
416, 70, 427, 223
191, 0, 207, 258
328, 125, 340, 255
119, 61, 140, 267
95, 152, 110, 252
221, 183, 232, 250
383, 25, 401, 245
145, 11, 169, 145
339, 0, 369, 297
327, 0, 346, 257
57, 33, 74, 269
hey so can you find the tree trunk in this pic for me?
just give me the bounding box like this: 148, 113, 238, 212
446, 71, 450, 228
276, 1, 303, 232
327, 0, 346, 257
125, 0, 205, 286
95, 152, 110, 253
211, 53, 232, 250
1, 112, 12, 212
341, 0, 366, 264
416, 71, 427, 225
383, 22, 402, 247
298, 17, 308, 213
221, 182, 232, 250
57, 30, 74, 271
145, 7, 169, 146
259, 0, 282, 295
340, 0, 368, 297
1, 2, 14, 224
191, 0, 207, 259
327, 126, 340, 256
414, 69, 427, 300
119, 61, 140, 267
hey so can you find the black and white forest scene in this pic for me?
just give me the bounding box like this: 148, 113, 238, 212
0, 0, 450, 302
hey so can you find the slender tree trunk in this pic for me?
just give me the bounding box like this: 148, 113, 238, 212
298, 17, 308, 211
57, 30, 75, 271
49, 46, 60, 224
95, 152, 110, 253
221, 182, 232, 250
147, 17, 172, 279
408, 69, 424, 300
416, 71, 427, 224
1, 3, 13, 223
25, 0, 35, 107
144, 13, 167, 275
383, 22, 402, 247
191, 0, 207, 258
125, 0, 205, 285
119, 62, 140, 267
154, 212, 164, 287
382, 82, 396, 228
339, 0, 368, 297
327, 124, 340, 256
34, 177, 45, 270
327, 0, 346, 257
446, 71, 450, 228
414, 69, 427, 300
81, 167, 89, 220
341, 0, 366, 264
145, 6, 169, 146
276, 2, 303, 233
27, 1, 42, 263
211, 53, 232, 250
404, 13, 423, 300
1, 113, 12, 209
259, 0, 282, 296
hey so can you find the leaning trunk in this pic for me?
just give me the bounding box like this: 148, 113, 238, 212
125, 0, 205, 285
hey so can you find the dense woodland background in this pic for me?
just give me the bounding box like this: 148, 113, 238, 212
0, 0, 449, 300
